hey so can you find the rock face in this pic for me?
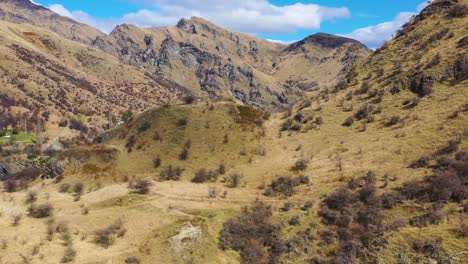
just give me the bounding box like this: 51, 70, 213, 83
100, 17, 370, 110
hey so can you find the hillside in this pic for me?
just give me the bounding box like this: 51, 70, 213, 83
0, 20, 189, 140
103, 17, 370, 109
0, 0, 106, 45
0, 0, 466, 264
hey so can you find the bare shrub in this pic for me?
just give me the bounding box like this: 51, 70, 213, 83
177, 118, 188, 127
28, 204, 53, 218
191, 169, 219, 183
448, 4, 468, 17
224, 173, 243, 188
128, 179, 152, 194
61, 246, 76, 263
11, 213, 23, 226
159, 166, 183, 181
220, 201, 285, 264
264, 175, 309, 197
125, 256, 141, 264
342, 116, 355, 127
291, 159, 308, 172
153, 156, 161, 168
59, 183, 71, 193
94, 219, 126, 248
73, 182, 84, 198
409, 154, 432, 168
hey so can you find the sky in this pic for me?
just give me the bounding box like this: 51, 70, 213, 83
31, 0, 433, 49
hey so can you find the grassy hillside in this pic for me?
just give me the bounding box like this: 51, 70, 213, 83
0, 21, 188, 141
0, 0, 466, 263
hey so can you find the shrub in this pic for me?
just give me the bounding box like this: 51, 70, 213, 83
28, 203, 53, 218
69, 119, 88, 134
73, 182, 84, 196
137, 121, 151, 133
24, 190, 38, 207
179, 147, 189, 160
125, 256, 141, 264
218, 162, 226, 175
11, 213, 22, 226
384, 115, 401, 127
412, 238, 445, 257
153, 156, 161, 168
61, 246, 76, 263
448, 4, 468, 17
128, 179, 152, 194
3, 179, 17, 192
265, 175, 309, 197
436, 140, 460, 155
359, 184, 377, 204
355, 104, 374, 120
381, 191, 403, 209
402, 98, 420, 109
177, 118, 188, 126
220, 201, 285, 264
224, 173, 243, 188
59, 183, 71, 193
342, 116, 355, 127
191, 169, 219, 183
125, 135, 137, 153
58, 119, 68, 127
159, 166, 183, 181
324, 187, 357, 211
289, 215, 301, 225
291, 159, 308, 172
183, 95, 196, 104
94, 219, 126, 248
409, 154, 432, 168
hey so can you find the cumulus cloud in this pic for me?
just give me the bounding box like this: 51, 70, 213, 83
342, 1, 431, 49
46, 0, 350, 35
342, 12, 415, 49
48, 4, 117, 33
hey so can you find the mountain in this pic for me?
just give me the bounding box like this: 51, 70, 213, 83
0, 0, 106, 45
0, 0, 370, 139
274, 33, 370, 92
0, 20, 189, 139
99, 16, 370, 109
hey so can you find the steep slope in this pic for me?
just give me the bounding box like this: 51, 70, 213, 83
274, 33, 370, 92
0, 0, 106, 45
103, 17, 370, 109
0, 21, 189, 139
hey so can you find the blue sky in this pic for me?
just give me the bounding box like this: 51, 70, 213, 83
32, 0, 432, 49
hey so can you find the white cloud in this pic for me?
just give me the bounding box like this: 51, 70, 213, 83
342, 12, 415, 49
48, 4, 117, 33
342, 1, 431, 49
30, 0, 42, 6
46, 0, 350, 35
266, 39, 297, 45
417, 0, 434, 11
